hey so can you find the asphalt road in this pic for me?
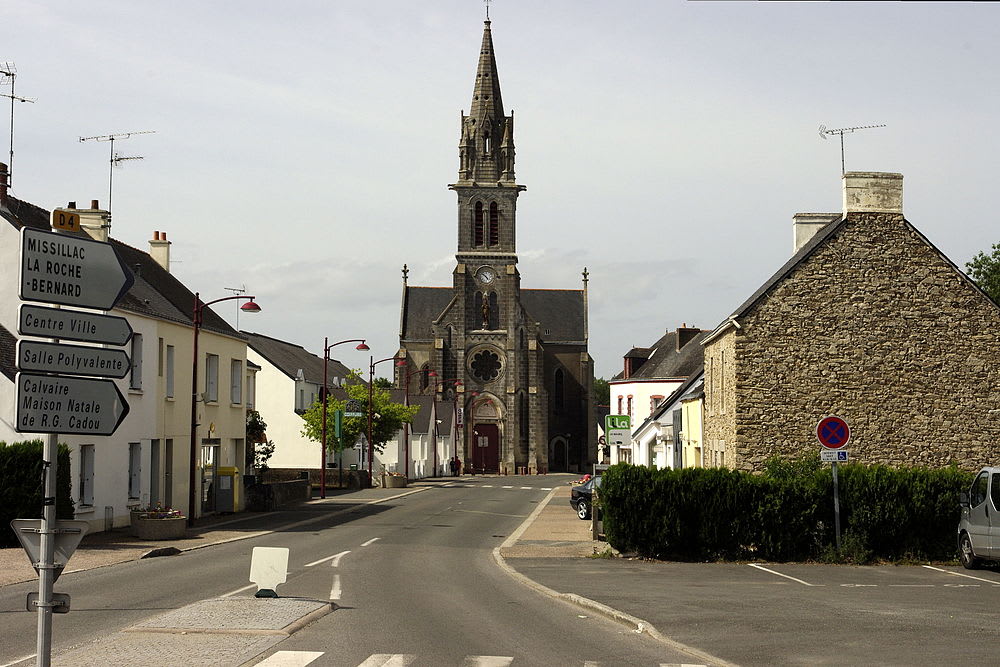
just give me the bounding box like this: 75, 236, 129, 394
0, 478, 691, 666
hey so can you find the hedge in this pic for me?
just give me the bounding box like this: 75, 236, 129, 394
600, 458, 973, 563
0, 440, 74, 548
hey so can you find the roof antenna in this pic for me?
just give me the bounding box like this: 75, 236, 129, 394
224, 284, 248, 329
819, 123, 886, 176
79, 130, 156, 234
1, 62, 37, 192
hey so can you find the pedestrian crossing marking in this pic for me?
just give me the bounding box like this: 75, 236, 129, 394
462, 657, 514, 666
358, 655, 416, 667
255, 651, 324, 666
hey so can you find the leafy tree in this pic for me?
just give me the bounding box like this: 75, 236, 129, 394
300, 372, 419, 455
373, 376, 393, 389
966, 243, 1000, 304
246, 410, 275, 477
592, 376, 610, 406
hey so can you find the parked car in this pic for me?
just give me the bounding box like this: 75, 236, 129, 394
958, 466, 1000, 569
569, 476, 602, 520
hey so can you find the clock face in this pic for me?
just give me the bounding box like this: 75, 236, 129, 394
478, 268, 496, 284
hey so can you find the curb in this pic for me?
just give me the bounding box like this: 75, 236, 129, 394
492, 491, 737, 667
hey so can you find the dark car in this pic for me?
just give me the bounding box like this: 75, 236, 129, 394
569, 476, 602, 520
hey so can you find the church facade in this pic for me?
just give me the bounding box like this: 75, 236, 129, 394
397, 20, 595, 474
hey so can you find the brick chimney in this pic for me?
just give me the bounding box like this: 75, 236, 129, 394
676, 325, 701, 351
843, 171, 903, 215
149, 230, 171, 272
792, 212, 840, 253
0, 162, 8, 209
79, 199, 110, 241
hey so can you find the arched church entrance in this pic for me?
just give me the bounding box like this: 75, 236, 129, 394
469, 395, 502, 474
549, 436, 569, 472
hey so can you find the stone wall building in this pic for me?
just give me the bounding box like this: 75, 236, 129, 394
397, 20, 595, 474
702, 172, 1000, 472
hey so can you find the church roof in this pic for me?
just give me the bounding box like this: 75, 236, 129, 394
401, 286, 586, 343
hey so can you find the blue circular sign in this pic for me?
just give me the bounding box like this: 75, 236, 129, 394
817, 416, 850, 449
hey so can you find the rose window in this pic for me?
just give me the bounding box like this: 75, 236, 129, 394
470, 349, 502, 382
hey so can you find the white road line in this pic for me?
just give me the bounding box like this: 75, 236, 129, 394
454, 509, 529, 518
660, 664, 708, 667
889, 584, 935, 587
520, 486, 532, 489
256, 651, 325, 666
922, 564, 1000, 585
748, 563, 820, 586
540, 487, 552, 490
361, 537, 381, 547
461, 657, 513, 667
219, 583, 257, 597
0, 654, 37, 667
482, 484, 494, 488
330, 573, 342, 600
358, 655, 415, 667
501, 485, 513, 489
305, 550, 351, 567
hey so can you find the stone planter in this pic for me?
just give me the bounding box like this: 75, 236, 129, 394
132, 516, 187, 540
384, 475, 407, 489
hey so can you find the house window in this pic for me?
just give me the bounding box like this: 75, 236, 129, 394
79, 444, 95, 506
158, 337, 164, 377
474, 202, 484, 246
650, 395, 664, 414
205, 353, 219, 402
165, 345, 175, 398
627, 395, 633, 420
128, 442, 141, 500
617, 395, 623, 414
230, 359, 243, 405
489, 202, 499, 246
246, 371, 256, 409
130, 333, 143, 390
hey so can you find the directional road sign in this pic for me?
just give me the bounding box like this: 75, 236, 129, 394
15, 372, 130, 435
10, 519, 90, 583
50, 208, 81, 233
19, 227, 134, 310
817, 415, 851, 450
17, 340, 130, 379
19, 304, 133, 346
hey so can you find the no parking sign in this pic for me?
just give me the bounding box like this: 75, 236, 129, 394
817, 416, 850, 450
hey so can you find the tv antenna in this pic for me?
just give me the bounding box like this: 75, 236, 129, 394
1, 62, 36, 191
819, 123, 886, 176
224, 284, 248, 329
79, 130, 156, 231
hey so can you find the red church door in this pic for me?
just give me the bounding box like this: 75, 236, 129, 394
474, 424, 500, 474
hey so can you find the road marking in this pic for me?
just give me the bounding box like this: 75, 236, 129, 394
256, 651, 324, 666
748, 563, 820, 586
361, 537, 381, 547
889, 584, 935, 587
454, 509, 529, 518
840, 583, 877, 587
219, 583, 257, 597
0, 654, 37, 667
922, 564, 1000, 585
358, 655, 415, 666
501, 485, 514, 489
660, 664, 708, 667
541, 487, 552, 490
461, 657, 513, 666
305, 550, 351, 567
330, 573, 342, 600
520, 486, 532, 489
482, 485, 494, 488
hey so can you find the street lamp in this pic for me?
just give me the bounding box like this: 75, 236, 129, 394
320, 337, 369, 498
368, 355, 397, 486
189, 292, 261, 526
395, 359, 436, 479
432, 378, 463, 477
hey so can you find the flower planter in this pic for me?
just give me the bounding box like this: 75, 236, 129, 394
384, 476, 407, 489
132, 516, 187, 540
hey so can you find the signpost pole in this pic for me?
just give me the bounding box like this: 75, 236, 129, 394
832, 461, 842, 552
37, 433, 57, 667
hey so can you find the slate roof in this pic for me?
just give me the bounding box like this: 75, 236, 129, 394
0, 323, 15, 381
243, 331, 356, 386
387, 389, 454, 436
1, 196, 238, 339
611, 330, 709, 381
401, 285, 586, 343
633, 367, 705, 435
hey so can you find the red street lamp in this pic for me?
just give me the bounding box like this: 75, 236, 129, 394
367, 355, 397, 485
189, 292, 261, 527
320, 338, 369, 498
395, 359, 436, 479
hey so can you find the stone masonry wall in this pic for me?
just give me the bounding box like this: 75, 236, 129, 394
703, 329, 738, 468
731, 212, 1000, 472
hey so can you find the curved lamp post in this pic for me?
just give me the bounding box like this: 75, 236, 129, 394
189, 292, 261, 526
432, 378, 462, 477
395, 359, 436, 479
320, 338, 369, 498
367, 355, 397, 485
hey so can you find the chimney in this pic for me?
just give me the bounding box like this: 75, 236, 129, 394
149, 230, 171, 272
792, 212, 840, 253
676, 325, 700, 352
843, 171, 903, 215
0, 162, 8, 209
79, 199, 110, 241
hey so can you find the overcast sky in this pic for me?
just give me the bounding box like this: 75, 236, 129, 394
4, 1, 998, 380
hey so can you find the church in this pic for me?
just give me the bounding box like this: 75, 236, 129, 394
396, 19, 595, 474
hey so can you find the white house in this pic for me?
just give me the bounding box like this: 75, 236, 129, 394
630, 370, 704, 470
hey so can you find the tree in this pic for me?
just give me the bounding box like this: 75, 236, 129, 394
300, 372, 420, 455
966, 243, 1000, 304
592, 376, 610, 407
373, 376, 393, 389
246, 410, 275, 478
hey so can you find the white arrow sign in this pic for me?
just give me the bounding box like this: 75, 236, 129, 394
19, 304, 133, 346
15, 372, 130, 435
19, 227, 134, 310
17, 340, 131, 379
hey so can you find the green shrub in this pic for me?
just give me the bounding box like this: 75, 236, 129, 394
0, 440, 74, 547
601, 458, 972, 563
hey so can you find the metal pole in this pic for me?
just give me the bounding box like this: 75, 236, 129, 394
321, 337, 328, 499
832, 461, 842, 552
188, 293, 201, 527
367, 356, 374, 486
840, 132, 845, 177
432, 390, 438, 478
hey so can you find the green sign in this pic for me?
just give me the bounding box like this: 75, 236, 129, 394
605, 414, 630, 431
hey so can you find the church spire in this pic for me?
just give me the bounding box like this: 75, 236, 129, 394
469, 21, 504, 124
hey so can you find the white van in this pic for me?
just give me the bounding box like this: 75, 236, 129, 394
958, 466, 1000, 569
